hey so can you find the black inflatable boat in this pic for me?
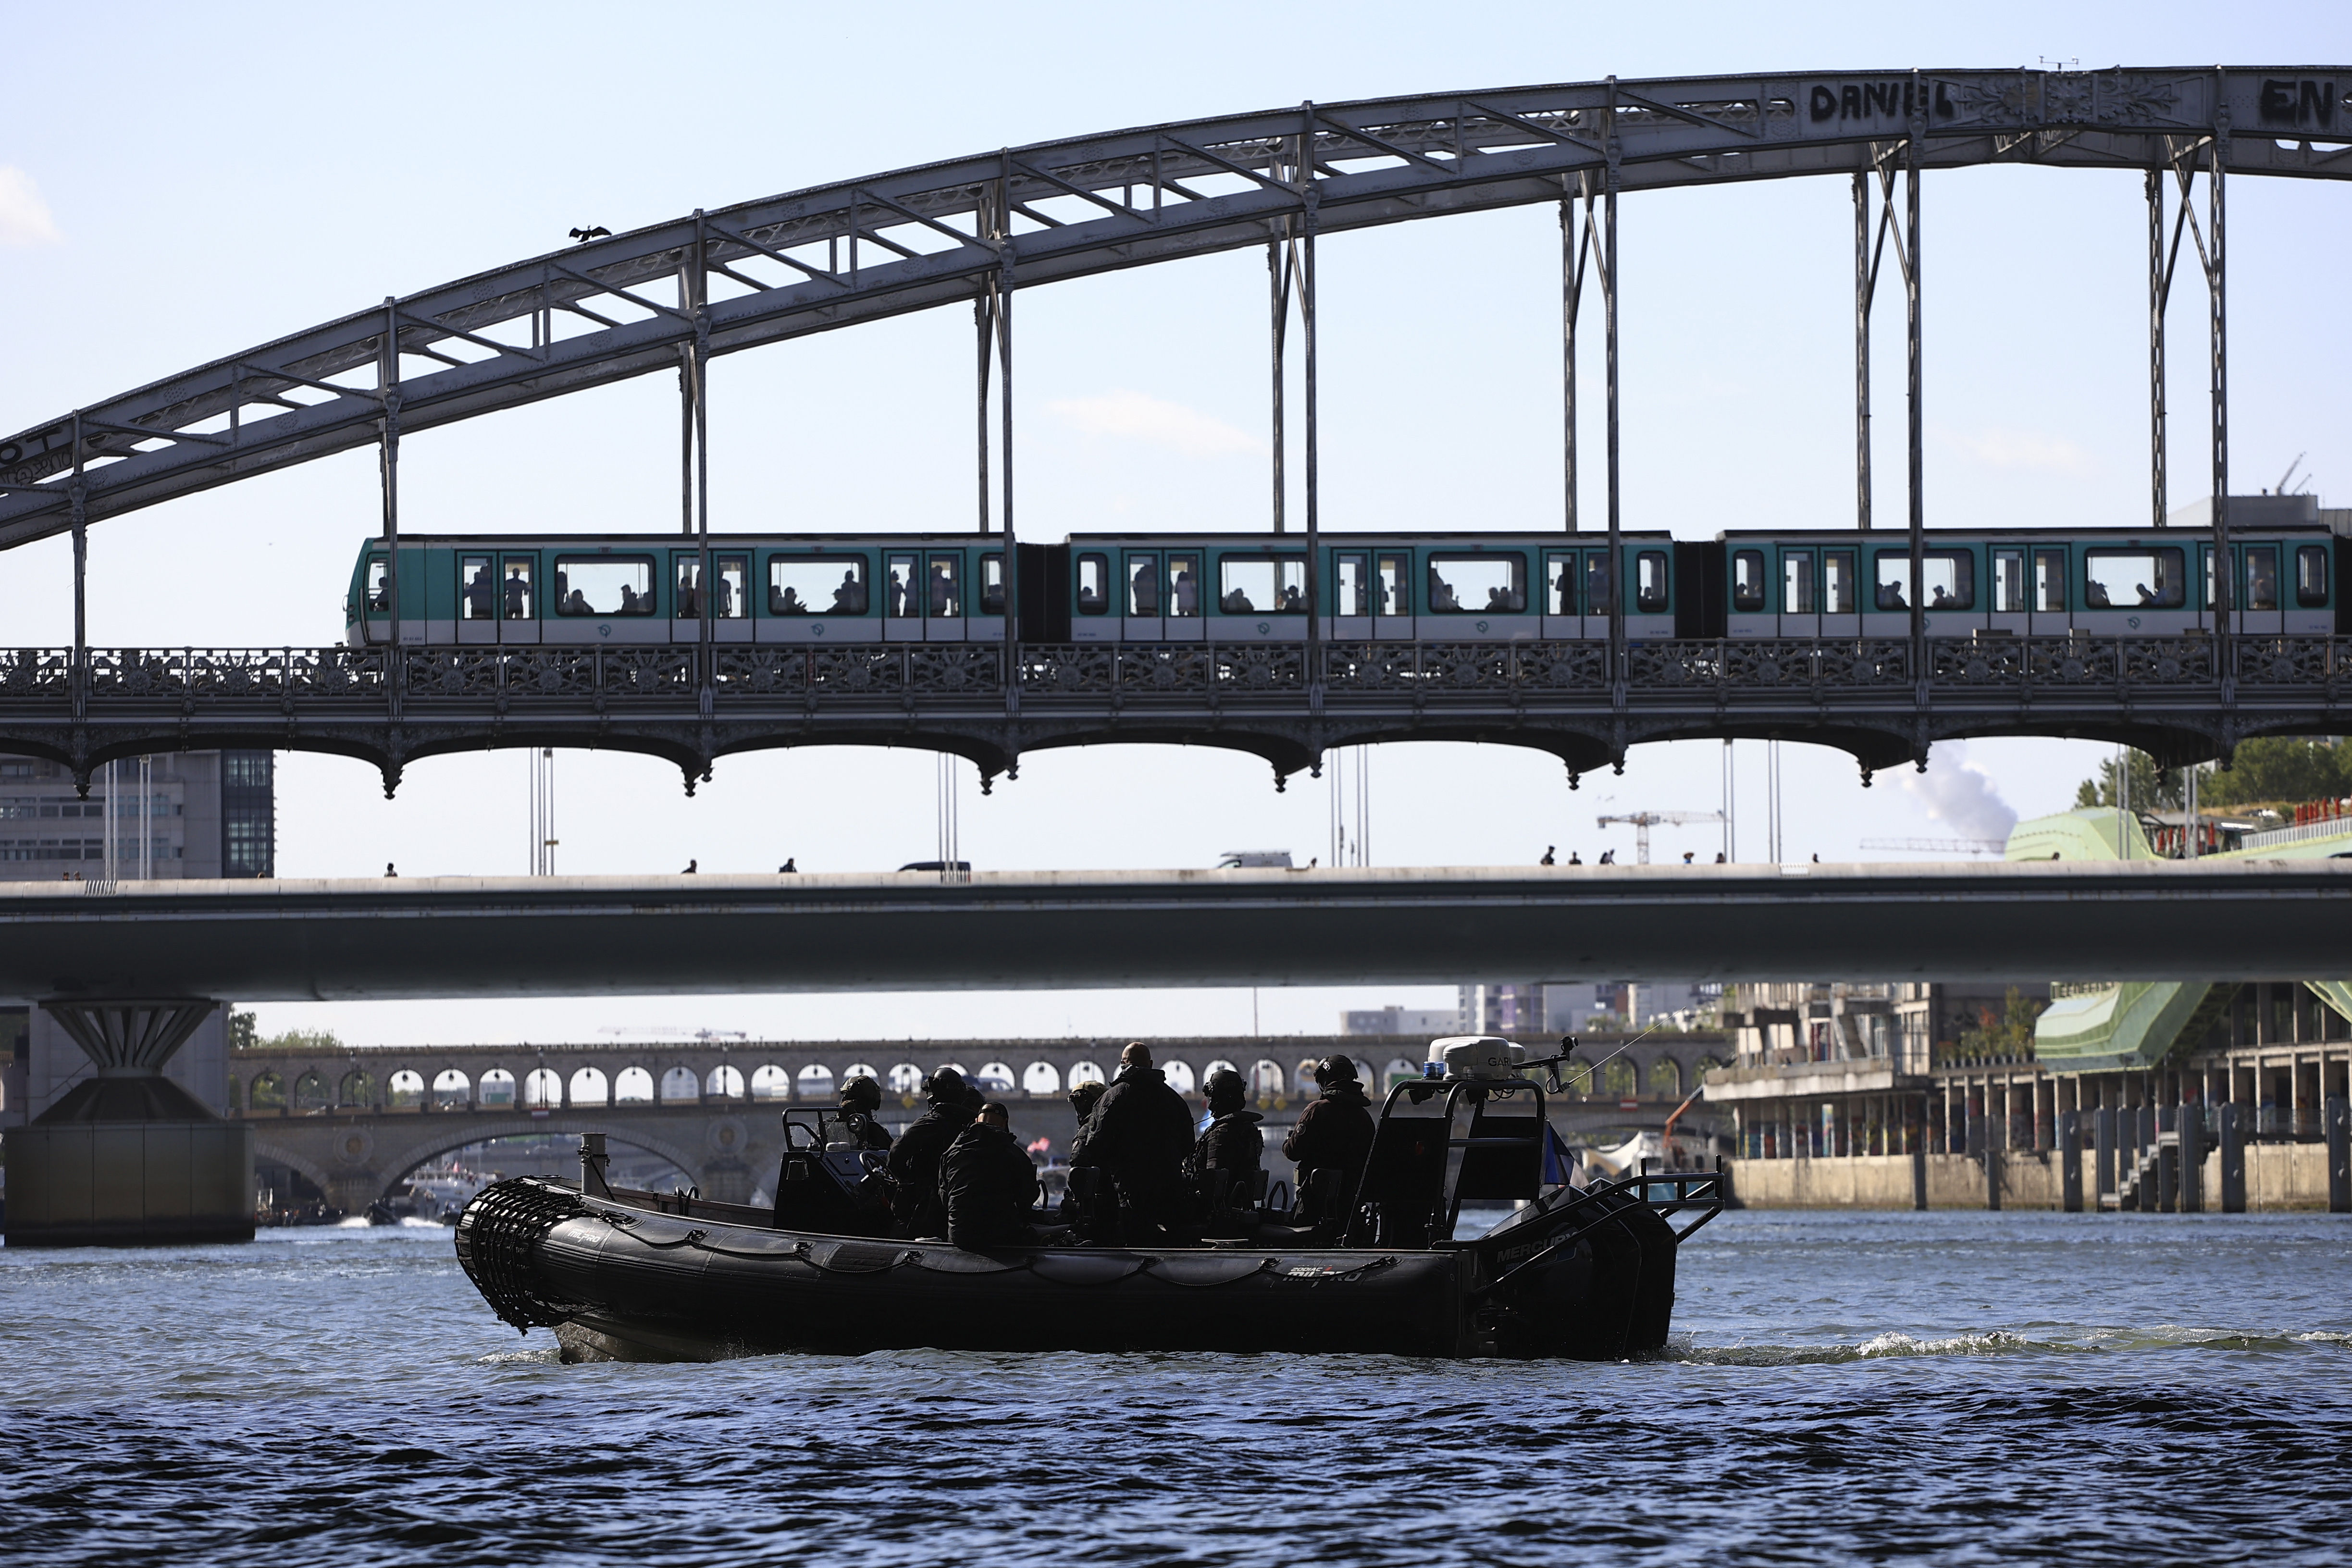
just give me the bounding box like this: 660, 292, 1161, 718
453, 1040, 1722, 1361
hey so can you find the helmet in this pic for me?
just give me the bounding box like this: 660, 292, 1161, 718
839, 1074, 881, 1113
1204, 1068, 1247, 1111
1315, 1054, 1361, 1086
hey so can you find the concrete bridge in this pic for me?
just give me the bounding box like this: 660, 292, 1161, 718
232, 1033, 1728, 1209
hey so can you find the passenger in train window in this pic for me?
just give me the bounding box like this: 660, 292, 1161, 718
1428, 567, 1461, 613
1584, 556, 1611, 615
2248, 549, 2279, 612
1075, 555, 1110, 616
1279, 582, 1304, 613
775, 585, 806, 614
980, 555, 1006, 616
464, 564, 495, 621
505, 567, 533, 619
1128, 560, 1159, 616
564, 589, 591, 616
831, 570, 867, 615
1222, 583, 1254, 613
929, 559, 960, 617
619, 582, 644, 615
940, 1102, 1041, 1249
1171, 561, 1201, 617
1877, 579, 1907, 611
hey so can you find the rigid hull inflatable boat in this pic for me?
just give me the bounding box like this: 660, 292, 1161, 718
453, 1038, 1721, 1361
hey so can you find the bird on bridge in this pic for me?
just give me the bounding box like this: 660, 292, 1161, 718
569, 225, 612, 244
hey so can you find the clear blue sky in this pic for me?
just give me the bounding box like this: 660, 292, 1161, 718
3, 2, 2346, 1044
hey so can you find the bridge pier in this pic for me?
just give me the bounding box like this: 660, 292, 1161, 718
3, 999, 251, 1247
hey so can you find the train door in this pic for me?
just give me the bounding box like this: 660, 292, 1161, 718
673, 552, 749, 643
1331, 551, 1372, 641
2239, 544, 2284, 636
2292, 542, 2333, 635
2028, 547, 2068, 636
1630, 549, 1671, 640
498, 554, 539, 644
924, 552, 967, 642
458, 552, 498, 645
1726, 547, 1770, 637
1374, 550, 1413, 641
1820, 547, 1859, 637
1121, 550, 1162, 640
976, 551, 1006, 638
1164, 550, 1205, 642
1542, 550, 1578, 640
882, 551, 923, 642
1579, 550, 1614, 641
1073, 551, 1115, 642
1777, 548, 1817, 639
1988, 547, 2029, 636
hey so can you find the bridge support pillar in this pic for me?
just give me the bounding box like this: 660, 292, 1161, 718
2059, 1111, 2082, 1212
4, 999, 251, 1247
2218, 1101, 2246, 1213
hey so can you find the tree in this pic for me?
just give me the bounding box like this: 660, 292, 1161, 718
2072, 750, 2181, 811
227, 1010, 257, 1050
259, 1027, 344, 1052
2194, 736, 2349, 809
1954, 988, 2046, 1063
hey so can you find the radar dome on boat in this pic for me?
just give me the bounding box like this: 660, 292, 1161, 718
1427, 1037, 1527, 1080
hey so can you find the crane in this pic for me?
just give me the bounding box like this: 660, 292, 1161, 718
1595, 809, 1725, 864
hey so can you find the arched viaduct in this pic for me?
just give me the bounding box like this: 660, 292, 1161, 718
233, 1032, 1728, 1209
3, 67, 2349, 786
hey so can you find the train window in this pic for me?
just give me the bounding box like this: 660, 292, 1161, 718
1376, 554, 1409, 617
1872, 550, 1973, 611
979, 553, 1005, 616
1075, 554, 1111, 615
1427, 555, 1524, 615
1125, 554, 1160, 616
1166, 553, 1203, 617
2297, 545, 2329, 607
2084, 547, 2184, 609
1992, 549, 2026, 613
927, 554, 963, 617
1635, 552, 1668, 613
2033, 548, 2066, 612
553, 556, 655, 616
459, 555, 495, 621
366, 557, 390, 614
2244, 546, 2280, 612
674, 553, 746, 618
1334, 553, 1369, 617
1544, 552, 1577, 616
1823, 550, 1857, 614
884, 553, 919, 617
1783, 553, 1815, 614
1731, 551, 1766, 614
768, 556, 869, 616
498, 558, 533, 620
1220, 556, 1306, 614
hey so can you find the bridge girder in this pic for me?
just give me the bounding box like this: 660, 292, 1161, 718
4, 66, 2348, 544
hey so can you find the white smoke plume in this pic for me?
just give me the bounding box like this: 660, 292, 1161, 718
1900, 740, 2018, 844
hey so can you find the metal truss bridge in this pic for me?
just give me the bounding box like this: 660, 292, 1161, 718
3, 66, 2348, 787
0, 632, 2343, 788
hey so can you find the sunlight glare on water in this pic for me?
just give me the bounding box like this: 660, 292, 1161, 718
1, 1210, 2347, 1566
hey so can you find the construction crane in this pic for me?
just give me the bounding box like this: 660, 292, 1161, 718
1858, 837, 2006, 855
1595, 810, 1725, 864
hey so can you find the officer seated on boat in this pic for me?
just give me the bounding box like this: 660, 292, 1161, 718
829, 1074, 892, 1153
1284, 1054, 1377, 1226
1070, 1042, 1196, 1244
885, 1067, 981, 1238
1188, 1068, 1265, 1236
940, 1102, 1042, 1248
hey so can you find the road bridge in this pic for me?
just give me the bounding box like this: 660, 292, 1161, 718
3, 67, 2348, 786
4, 861, 2349, 1001
231, 1034, 1723, 1209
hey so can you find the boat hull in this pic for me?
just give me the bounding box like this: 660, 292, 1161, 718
455, 1175, 1689, 1361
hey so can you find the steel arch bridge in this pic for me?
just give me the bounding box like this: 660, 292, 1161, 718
3, 67, 2349, 790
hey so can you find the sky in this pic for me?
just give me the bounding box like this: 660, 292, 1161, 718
3, 1, 2347, 1047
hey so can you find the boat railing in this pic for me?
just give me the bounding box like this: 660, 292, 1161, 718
1470, 1171, 1725, 1298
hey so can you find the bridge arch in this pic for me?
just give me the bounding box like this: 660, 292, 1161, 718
252, 1139, 336, 1200
368, 1117, 707, 1200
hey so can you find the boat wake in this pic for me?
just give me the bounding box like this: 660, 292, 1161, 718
1671, 1324, 2352, 1365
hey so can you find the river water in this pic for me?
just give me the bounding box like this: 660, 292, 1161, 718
2, 1209, 2347, 1566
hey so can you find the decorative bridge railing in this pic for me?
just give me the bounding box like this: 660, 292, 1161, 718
1, 636, 2344, 788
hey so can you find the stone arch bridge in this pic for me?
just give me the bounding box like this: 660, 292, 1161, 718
234, 1032, 1728, 1209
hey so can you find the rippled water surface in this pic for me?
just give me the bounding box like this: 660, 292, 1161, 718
3, 1210, 2349, 1566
